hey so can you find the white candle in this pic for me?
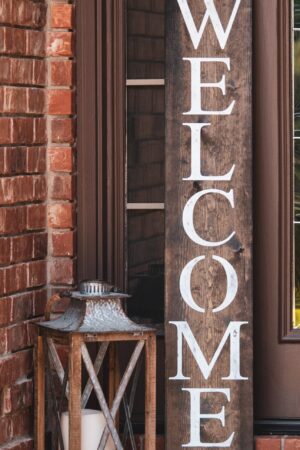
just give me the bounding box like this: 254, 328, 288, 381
60, 409, 116, 450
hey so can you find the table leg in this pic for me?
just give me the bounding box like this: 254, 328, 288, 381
144, 334, 156, 450
108, 342, 120, 429
69, 335, 82, 450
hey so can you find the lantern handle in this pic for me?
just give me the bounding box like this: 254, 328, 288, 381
45, 291, 70, 321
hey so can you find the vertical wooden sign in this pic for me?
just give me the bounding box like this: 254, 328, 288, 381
165, 1, 252, 448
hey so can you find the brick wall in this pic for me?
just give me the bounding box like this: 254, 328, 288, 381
0, 1, 75, 448
47, 1, 75, 290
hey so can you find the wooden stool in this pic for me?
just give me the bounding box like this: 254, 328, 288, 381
34, 282, 156, 450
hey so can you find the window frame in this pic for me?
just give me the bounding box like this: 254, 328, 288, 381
278, 0, 298, 341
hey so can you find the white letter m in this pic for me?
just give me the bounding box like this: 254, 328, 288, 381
169, 320, 248, 381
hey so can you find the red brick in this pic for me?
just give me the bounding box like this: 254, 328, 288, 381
11, 118, 34, 145
10, 59, 29, 84
52, 230, 75, 257
50, 174, 73, 200
4, 0, 46, 29
0, 238, 11, 265
1, 27, 26, 55
0, 178, 15, 205
1, 323, 29, 354
51, 3, 73, 29
32, 2, 47, 29
50, 60, 73, 86
0, 1, 11, 26
26, 29, 45, 57
0, 85, 4, 110
1, 58, 45, 87
0, 148, 4, 172
0, 176, 36, 205
2, 148, 26, 174
0, 57, 10, 83
285, 438, 300, 449
0, 27, 4, 52
0, 269, 6, 295
27, 147, 46, 173
27, 88, 45, 114
0, 437, 33, 450
51, 118, 74, 143
50, 258, 75, 284
32, 288, 47, 317
49, 147, 73, 172
1, 380, 33, 415
5, 263, 28, 294
33, 59, 47, 86
33, 175, 47, 201
0, 350, 32, 389
10, 58, 33, 85
0, 328, 7, 354
0, 206, 27, 234
27, 260, 46, 288
26, 204, 46, 230
33, 233, 47, 259
0, 297, 12, 326
0, 407, 32, 445
0, 87, 27, 114
47, 31, 73, 56
0, 267, 5, 295
48, 203, 74, 228
33, 117, 47, 144
27, 319, 38, 347
47, 89, 73, 115
11, 292, 33, 323
255, 437, 281, 450
9, 322, 30, 351
7, 87, 27, 113
11, 235, 33, 264
0, 118, 11, 144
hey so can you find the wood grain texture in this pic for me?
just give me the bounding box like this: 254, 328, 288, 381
165, 1, 253, 448
68, 335, 82, 450
253, 0, 300, 420
144, 333, 157, 450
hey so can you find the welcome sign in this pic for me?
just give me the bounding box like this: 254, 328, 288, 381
165, 1, 252, 448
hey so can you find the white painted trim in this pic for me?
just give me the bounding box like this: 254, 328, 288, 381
126, 79, 165, 86
126, 203, 165, 210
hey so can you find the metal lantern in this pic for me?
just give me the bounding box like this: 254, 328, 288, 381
34, 280, 157, 450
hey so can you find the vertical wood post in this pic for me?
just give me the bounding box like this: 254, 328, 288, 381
108, 342, 120, 429
144, 333, 156, 450
165, 1, 253, 448
69, 335, 82, 450
35, 334, 45, 450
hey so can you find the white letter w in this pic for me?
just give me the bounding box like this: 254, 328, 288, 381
177, 0, 241, 50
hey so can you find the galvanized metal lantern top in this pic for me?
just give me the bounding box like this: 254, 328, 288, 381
39, 280, 154, 334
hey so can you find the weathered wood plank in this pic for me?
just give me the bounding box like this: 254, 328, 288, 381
165, 1, 253, 448
81, 342, 109, 408
144, 333, 156, 450
69, 335, 82, 450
